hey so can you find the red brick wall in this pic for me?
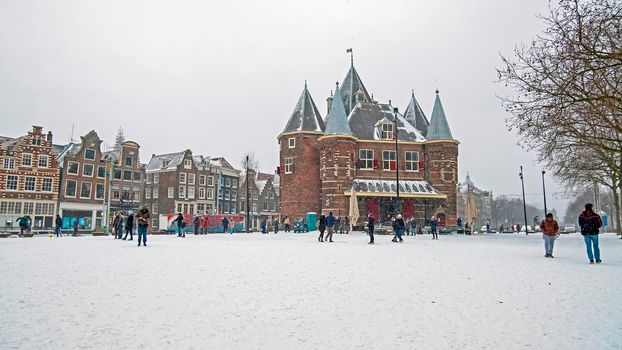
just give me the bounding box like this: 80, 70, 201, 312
319, 137, 357, 217
426, 142, 459, 226
279, 132, 322, 220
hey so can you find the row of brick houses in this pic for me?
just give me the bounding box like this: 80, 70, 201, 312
0, 126, 280, 232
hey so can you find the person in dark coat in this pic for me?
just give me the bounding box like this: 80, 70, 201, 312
260, 216, 267, 234
367, 214, 375, 244
193, 215, 200, 235
123, 211, 134, 240
318, 215, 326, 242
325, 212, 335, 242
273, 219, 279, 233
73, 219, 79, 236
222, 216, 229, 233
115, 212, 125, 239
173, 213, 185, 237
392, 214, 405, 243
578, 203, 603, 264
137, 207, 150, 247
55, 215, 63, 238
430, 216, 438, 240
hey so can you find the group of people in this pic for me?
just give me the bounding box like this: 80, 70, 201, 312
540, 203, 603, 264
112, 208, 150, 246
50, 215, 80, 237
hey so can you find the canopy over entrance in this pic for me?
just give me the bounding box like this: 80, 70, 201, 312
344, 179, 447, 199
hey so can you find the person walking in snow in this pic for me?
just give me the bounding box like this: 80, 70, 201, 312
194, 215, 200, 235
123, 211, 134, 240
325, 212, 335, 242
260, 216, 267, 234
55, 215, 63, 238
317, 215, 326, 242
392, 214, 405, 243
273, 218, 279, 233
173, 213, 185, 237
284, 217, 291, 233
222, 216, 229, 233
367, 213, 375, 244
578, 203, 603, 264
539, 213, 559, 258
115, 212, 125, 239
73, 219, 79, 236
137, 207, 150, 247
430, 216, 438, 240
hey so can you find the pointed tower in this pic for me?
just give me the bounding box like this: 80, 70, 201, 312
340, 60, 372, 116
426, 90, 454, 140
278, 83, 325, 220
403, 90, 430, 136
423, 90, 459, 226
318, 83, 358, 216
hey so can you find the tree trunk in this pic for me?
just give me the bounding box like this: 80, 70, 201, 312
616, 184, 622, 235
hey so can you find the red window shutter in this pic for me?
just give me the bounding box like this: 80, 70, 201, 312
276, 166, 281, 175
373, 159, 379, 169
418, 160, 425, 171
390, 161, 396, 171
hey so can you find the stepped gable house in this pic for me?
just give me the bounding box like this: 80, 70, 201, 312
278, 59, 459, 227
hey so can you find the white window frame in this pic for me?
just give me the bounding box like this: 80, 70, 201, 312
199, 187, 206, 199
22, 153, 32, 167
145, 188, 151, 199
41, 177, 53, 192
207, 188, 214, 199
381, 123, 394, 140
65, 180, 77, 197
24, 176, 36, 191
188, 186, 195, 199
184, 159, 192, 169
154, 173, 160, 184
285, 158, 293, 174
199, 175, 206, 186
179, 172, 186, 184
359, 149, 374, 170
168, 187, 174, 198
207, 176, 214, 186
84, 148, 96, 160
3, 158, 15, 170
6, 175, 18, 190
179, 186, 186, 199
82, 163, 94, 177
382, 150, 396, 171
80, 182, 92, 199
188, 173, 196, 185
405, 151, 419, 172
288, 137, 295, 148
67, 161, 79, 175
152, 187, 158, 199
95, 183, 105, 200
146, 173, 152, 184
97, 166, 106, 179
38, 155, 49, 168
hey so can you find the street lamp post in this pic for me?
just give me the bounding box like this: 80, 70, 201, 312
393, 107, 401, 214
519, 166, 528, 235
246, 155, 250, 234
541, 170, 548, 216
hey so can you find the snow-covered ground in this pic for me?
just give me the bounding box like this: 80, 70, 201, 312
1, 232, 620, 349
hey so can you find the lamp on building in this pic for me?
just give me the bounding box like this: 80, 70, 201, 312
393, 107, 401, 214
541, 170, 548, 216
519, 166, 528, 235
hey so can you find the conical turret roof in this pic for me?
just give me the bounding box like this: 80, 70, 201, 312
282, 83, 325, 134
340, 64, 372, 116
403, 91, 429, 136
324, 84, 353, 136
427, 90, 453, 140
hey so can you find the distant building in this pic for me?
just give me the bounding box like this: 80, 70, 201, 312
456, 174, 493, 225
104, 140, 145, 217
0, 126, 61, 231
278, 59, 458, 226
56, 130, 106, 231
143, 150, 240, 230
239, 169, 280, 230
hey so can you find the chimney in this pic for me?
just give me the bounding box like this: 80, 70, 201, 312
46, 131, 53, 143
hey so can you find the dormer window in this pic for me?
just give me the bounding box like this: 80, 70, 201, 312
381, 123, 394, 140
184, 159, 192, 169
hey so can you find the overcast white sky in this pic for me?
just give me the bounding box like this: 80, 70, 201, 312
0, 0, 570, 215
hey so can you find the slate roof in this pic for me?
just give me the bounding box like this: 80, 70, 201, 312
324, 84, 353, 136
340, 64, 372, 115
403, 91, 429, 137
145, 151, 186, 172
282, 83, 325, 134
427, 91, 454, 140
348, 102, 425, 142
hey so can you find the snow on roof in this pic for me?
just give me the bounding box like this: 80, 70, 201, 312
282, 83, 325, 134
145, 151, 185, 172
350, 103, 426, 142
351, 179, 444, 197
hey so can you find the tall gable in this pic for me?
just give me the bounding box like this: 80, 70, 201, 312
282, 83, 325, 134
403, 91, 429, 136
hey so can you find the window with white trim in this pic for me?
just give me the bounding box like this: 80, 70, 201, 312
65, 180, 77, 197
24, 176, 36, 191
285, 158, 293, 174
95, 184, 105, 199
145, 188, 151, 199
184, 159, 192, 169
179, 186, 186, 199
67, 161, 79, 175
207, 176, 214, 186
168, 187, 174, 198
22, 153, 32, 167
188, 173, 195, 185
382, 150, 396, 170
152, 203, 158, 214
207, 188, 214, 199
288, 137, 295, 148
80, 182, 92, 199
359, 149, 373, 169
405, 151, 419, 171
85, 149, 96, 160
97, 166, 106, 178
42, 178, 53, 192
38, 155, 49, 168
199, 187, 205, 199
199, 175, 206, 186
381, 123, 394, 140
179, 173, 186, 184
152, 187, 158, 199
153, 173, 159, 184
6, 175, 18, 190
83, 164, 94, 177
3, 158, 15, 170
188, 186, 195, 199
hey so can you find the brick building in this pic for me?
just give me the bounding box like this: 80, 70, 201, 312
143, 150, 240, 230
457, 173, 493, 226
239, 169, 280, 230
104, 140, 145, 217
0, 126, 61, 230
278, 61, 459, 227
56, 130, 106, 230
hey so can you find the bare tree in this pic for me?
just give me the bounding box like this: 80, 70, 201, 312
497, 0, 622, 234
240, 151, 260, 173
